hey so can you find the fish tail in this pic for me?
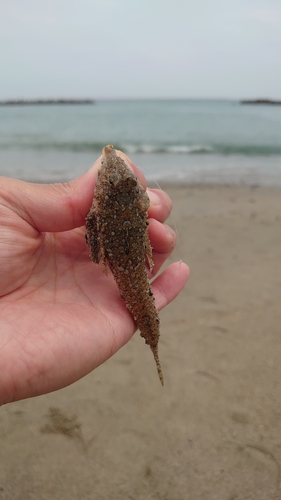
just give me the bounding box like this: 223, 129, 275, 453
151, 347, 164, 386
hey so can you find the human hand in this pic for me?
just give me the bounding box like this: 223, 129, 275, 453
0, 152, 189, 404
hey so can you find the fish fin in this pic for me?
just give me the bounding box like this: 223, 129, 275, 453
144, 225, 154, 272
86, 210, 100, 264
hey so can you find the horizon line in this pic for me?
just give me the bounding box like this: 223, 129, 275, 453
0, 96, 279, 104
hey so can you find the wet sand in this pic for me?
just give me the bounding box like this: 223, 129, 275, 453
0, 184, 281, 499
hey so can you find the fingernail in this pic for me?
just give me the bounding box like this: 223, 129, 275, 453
165, 224, 176, 245
148, 190, 160, 206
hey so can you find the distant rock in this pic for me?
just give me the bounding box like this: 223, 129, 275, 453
0, 98, 95, 106
240, 98, 281, 105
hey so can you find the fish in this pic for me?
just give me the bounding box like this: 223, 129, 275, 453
85, 145, 164, 385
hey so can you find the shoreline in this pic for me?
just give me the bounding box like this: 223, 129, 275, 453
1, 152, 281, 186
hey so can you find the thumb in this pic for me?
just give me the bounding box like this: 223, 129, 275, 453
2, 157, 101, 233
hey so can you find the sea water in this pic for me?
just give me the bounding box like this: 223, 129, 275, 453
0, 99, 281, 185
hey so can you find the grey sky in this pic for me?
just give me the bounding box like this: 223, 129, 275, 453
1, 0, 281, 99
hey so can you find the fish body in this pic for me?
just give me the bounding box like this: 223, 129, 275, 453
85, 145, 163, 385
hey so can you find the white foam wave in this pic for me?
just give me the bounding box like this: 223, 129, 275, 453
122, 144, 213, 154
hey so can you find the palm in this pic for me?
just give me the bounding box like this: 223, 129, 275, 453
0, 157, 189, 404
1, 216, 135, 397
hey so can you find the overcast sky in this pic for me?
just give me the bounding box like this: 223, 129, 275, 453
1, 0, 281, 100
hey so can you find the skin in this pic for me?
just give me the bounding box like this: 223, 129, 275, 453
0, 152, 189, 405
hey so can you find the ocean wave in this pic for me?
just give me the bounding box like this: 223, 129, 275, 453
123, 143, 281, 156
123, 144, 214, 154
215, 144, 281, 156
1, 140, 281, 156
0, 140, 118, 153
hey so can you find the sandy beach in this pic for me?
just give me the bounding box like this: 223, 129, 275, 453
0, 184, 281, 499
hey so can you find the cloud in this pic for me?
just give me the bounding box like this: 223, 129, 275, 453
248, 7, 281, 26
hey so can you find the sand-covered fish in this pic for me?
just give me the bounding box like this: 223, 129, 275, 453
85, 145, 163, 385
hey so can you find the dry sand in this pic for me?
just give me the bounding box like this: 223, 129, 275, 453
0, 184, 281, 499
